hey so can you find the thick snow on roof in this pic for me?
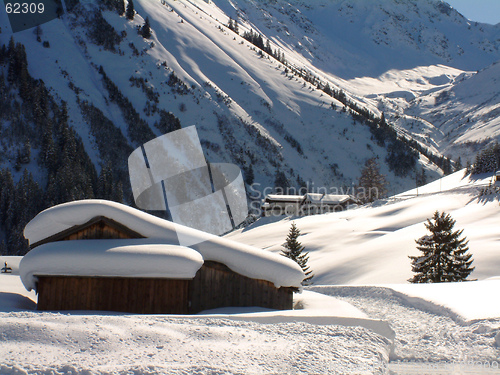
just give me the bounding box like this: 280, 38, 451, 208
264, 194, 355, 205
264, 195, 304, 203
20, 239, 204, 291
304, 193, 351, 205
23, 200, 304, 288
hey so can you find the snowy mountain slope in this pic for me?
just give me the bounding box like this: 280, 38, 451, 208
0, 0, 497, 187
1, 0, 500, 255
344, 61, 500, 163
0, 0, 438, 197
341, 64, 469, 155
226, 170, 500, 284
211, 0, 500, 79
406, 60, 500, 157
205, 0, 500, 162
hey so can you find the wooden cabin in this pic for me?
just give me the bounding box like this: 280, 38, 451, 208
21, 201, 302, 314
261, 195, 304, 217
262, 193, 360, 217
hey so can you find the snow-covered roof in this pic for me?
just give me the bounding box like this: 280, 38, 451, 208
20, 239, 203, 291
264, 194, 357, 205
23, 200, 304, 288
304, 193, 353, 205
264, 195, 304, 203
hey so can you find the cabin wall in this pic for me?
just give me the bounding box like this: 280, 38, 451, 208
188, 261, 293, 313
36, 267, 293, 314
30, 216, 145, 249
64, 222, 135, 241
37, 276, 190, 314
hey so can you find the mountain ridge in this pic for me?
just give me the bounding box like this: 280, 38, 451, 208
0, 0, 498, 254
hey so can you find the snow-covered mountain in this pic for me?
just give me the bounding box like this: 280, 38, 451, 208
0, 0, 416, 193
1, 0, 499, 252
218, 0, 500, 79
1, 0, 498, 185
407, 61, 500, 158
345, 60, 500, 163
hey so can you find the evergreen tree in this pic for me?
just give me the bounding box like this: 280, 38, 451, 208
228, 17, 239, 34
233, 18, 239, 34
126, 0, 135, 20
471, 142, 500, 175
379, 112, 387, 126
454, 156, 463, 172
244, 164, 254, 185
274, 170, 290, 192
409, 211, 475, 283
442, 156, 453, 175
416, 166, 427, 188
464, 160, 472, 176
140, 17, 151, 39
357, 157, 388, 203
116, 0, 125, 15
281, 222, 313, 285
0, 169, 15, 227
97, 163, 113, 199
34, 25, 42, 42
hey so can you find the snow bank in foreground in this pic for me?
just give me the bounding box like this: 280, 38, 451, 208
0, 268, 392, 375
309, 285, 500, 369
196, 290, 395, 342
387, 279, 500, 321
19, 240, 204, 291
0, 257, 37, 312
23, 200, 304, 288
0, 312, 391, 375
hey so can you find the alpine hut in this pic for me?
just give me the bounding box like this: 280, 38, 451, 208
20, 200, 304, 314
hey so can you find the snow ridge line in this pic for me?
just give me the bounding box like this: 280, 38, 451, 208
308, 286, 466, 324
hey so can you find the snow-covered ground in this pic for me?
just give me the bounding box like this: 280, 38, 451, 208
227, 170, 500, 284
1, 171, 500, 373
0, 264, 393, 374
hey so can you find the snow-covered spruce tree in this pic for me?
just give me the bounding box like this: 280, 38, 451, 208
415, 166, 427, 188
140, 17, 151, 39
126, 0, 134, 20
471, 142, 500, 175
281, 223, 313, 285
356, 157, 388, 203
409, 211, 475, 283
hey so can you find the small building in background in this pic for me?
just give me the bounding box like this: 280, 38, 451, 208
20, 200, 304, 314
262, 193, 359, 217
262, 195, 305, 217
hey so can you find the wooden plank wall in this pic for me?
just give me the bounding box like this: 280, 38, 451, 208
189, 261, 293, 313
30, 217, 145, 249
37, 276, 190, 314
64, 222, 134, 241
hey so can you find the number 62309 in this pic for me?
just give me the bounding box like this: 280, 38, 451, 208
5, 2, 45, 14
